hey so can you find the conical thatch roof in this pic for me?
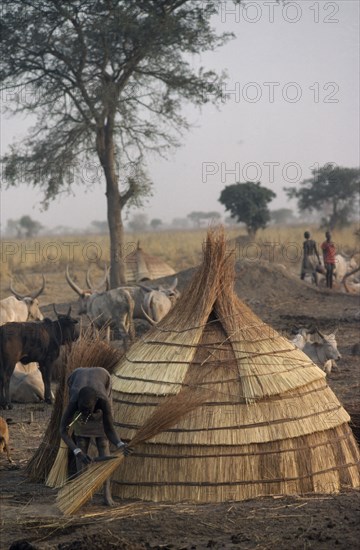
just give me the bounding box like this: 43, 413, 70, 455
125, 242, 176, 282
111, 228, 360, 503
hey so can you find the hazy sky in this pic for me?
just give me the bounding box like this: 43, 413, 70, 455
1, 0, 359, 231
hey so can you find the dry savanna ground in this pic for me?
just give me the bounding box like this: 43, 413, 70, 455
1, 225, 360, 550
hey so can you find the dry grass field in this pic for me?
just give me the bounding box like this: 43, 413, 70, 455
1, 224, 359, 304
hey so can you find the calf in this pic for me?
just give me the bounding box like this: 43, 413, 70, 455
291, 328, 341, 375
0, 416, 12, 463
0, 307, 78, 409
302, 333, 341, 374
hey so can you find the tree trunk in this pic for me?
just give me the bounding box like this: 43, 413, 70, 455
96, 126, 127, 287
246, 226, 256, 239
106, 175, 127, 287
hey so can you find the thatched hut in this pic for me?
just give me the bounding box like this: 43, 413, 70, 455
111, 228, 360, 503
125, 242, 176, 282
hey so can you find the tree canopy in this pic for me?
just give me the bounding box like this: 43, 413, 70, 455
285, 164, 360, 230
219, 182, 276, 237
1, 0, 239, 285
270, 208, 296, 225
6, 215, 44, 238
187, 211, 221, 227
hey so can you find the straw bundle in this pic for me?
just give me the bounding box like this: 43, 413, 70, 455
108, 226, 360, 503
46, 436, 72, 488
25, 349, 70, 482
57, 387, 208, 515
26, 330, 123, 483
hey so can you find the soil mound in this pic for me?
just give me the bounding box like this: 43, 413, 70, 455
158, 259, 360, 322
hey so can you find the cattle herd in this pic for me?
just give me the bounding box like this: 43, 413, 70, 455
0, 255, 357, 416
0, 268, 181, 411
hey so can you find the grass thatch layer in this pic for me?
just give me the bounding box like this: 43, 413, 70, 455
110, 228, 360, 503
112, 321, 348, 446
112, 424, 360, 503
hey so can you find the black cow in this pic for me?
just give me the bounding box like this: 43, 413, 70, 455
0, 307, 78, 409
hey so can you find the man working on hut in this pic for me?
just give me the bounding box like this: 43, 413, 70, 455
60, 367, 130, 506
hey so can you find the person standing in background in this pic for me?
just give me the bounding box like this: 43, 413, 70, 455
300, 231, 321, 285
321, 231, 336, 289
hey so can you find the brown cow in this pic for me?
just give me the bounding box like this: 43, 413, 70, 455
0, 307, 78, 409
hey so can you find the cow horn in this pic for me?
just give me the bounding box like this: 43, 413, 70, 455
85, 267, 93, 290
167, 277, 178, 291
315, 327, 325, 339
53, 304, 72, 317
9, 278, 27, 300
65, 265, 84, 296
29, 274, 46, 299
141, 305, 157, 325
86, 264, 109, 292
10, 275, 45, 300
138, 283, 153, 292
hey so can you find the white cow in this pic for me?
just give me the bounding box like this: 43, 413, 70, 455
291, 329, 341, 375
10, 364, 47, 403
342, 265, 360, 294
0, 275, 45, 324
334, 254, 358, 282
0, 276, 46, 394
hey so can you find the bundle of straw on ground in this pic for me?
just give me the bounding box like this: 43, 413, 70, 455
102, 226, 359, 504
25, 330, 123, 483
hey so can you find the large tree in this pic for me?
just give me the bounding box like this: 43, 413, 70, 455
285, 165, 360, 230
1, 0, 238, 286
219, 182, 276, 237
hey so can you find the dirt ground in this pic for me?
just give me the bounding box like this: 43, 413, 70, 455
1, 259, 360, 550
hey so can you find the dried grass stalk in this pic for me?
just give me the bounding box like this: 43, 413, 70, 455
46, 438, 70, 488
57, 387, 209, 515
25, 349, 70, 481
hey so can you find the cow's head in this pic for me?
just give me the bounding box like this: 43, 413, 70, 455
141, 278, 181, 303
10, 275, 45, 321
318, 331, 341, 361
159, 278, 180, 301
23, 297, 44, 321
66, 265, 108, 315
53, 305, 79, 343
349, 255, 359, 271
